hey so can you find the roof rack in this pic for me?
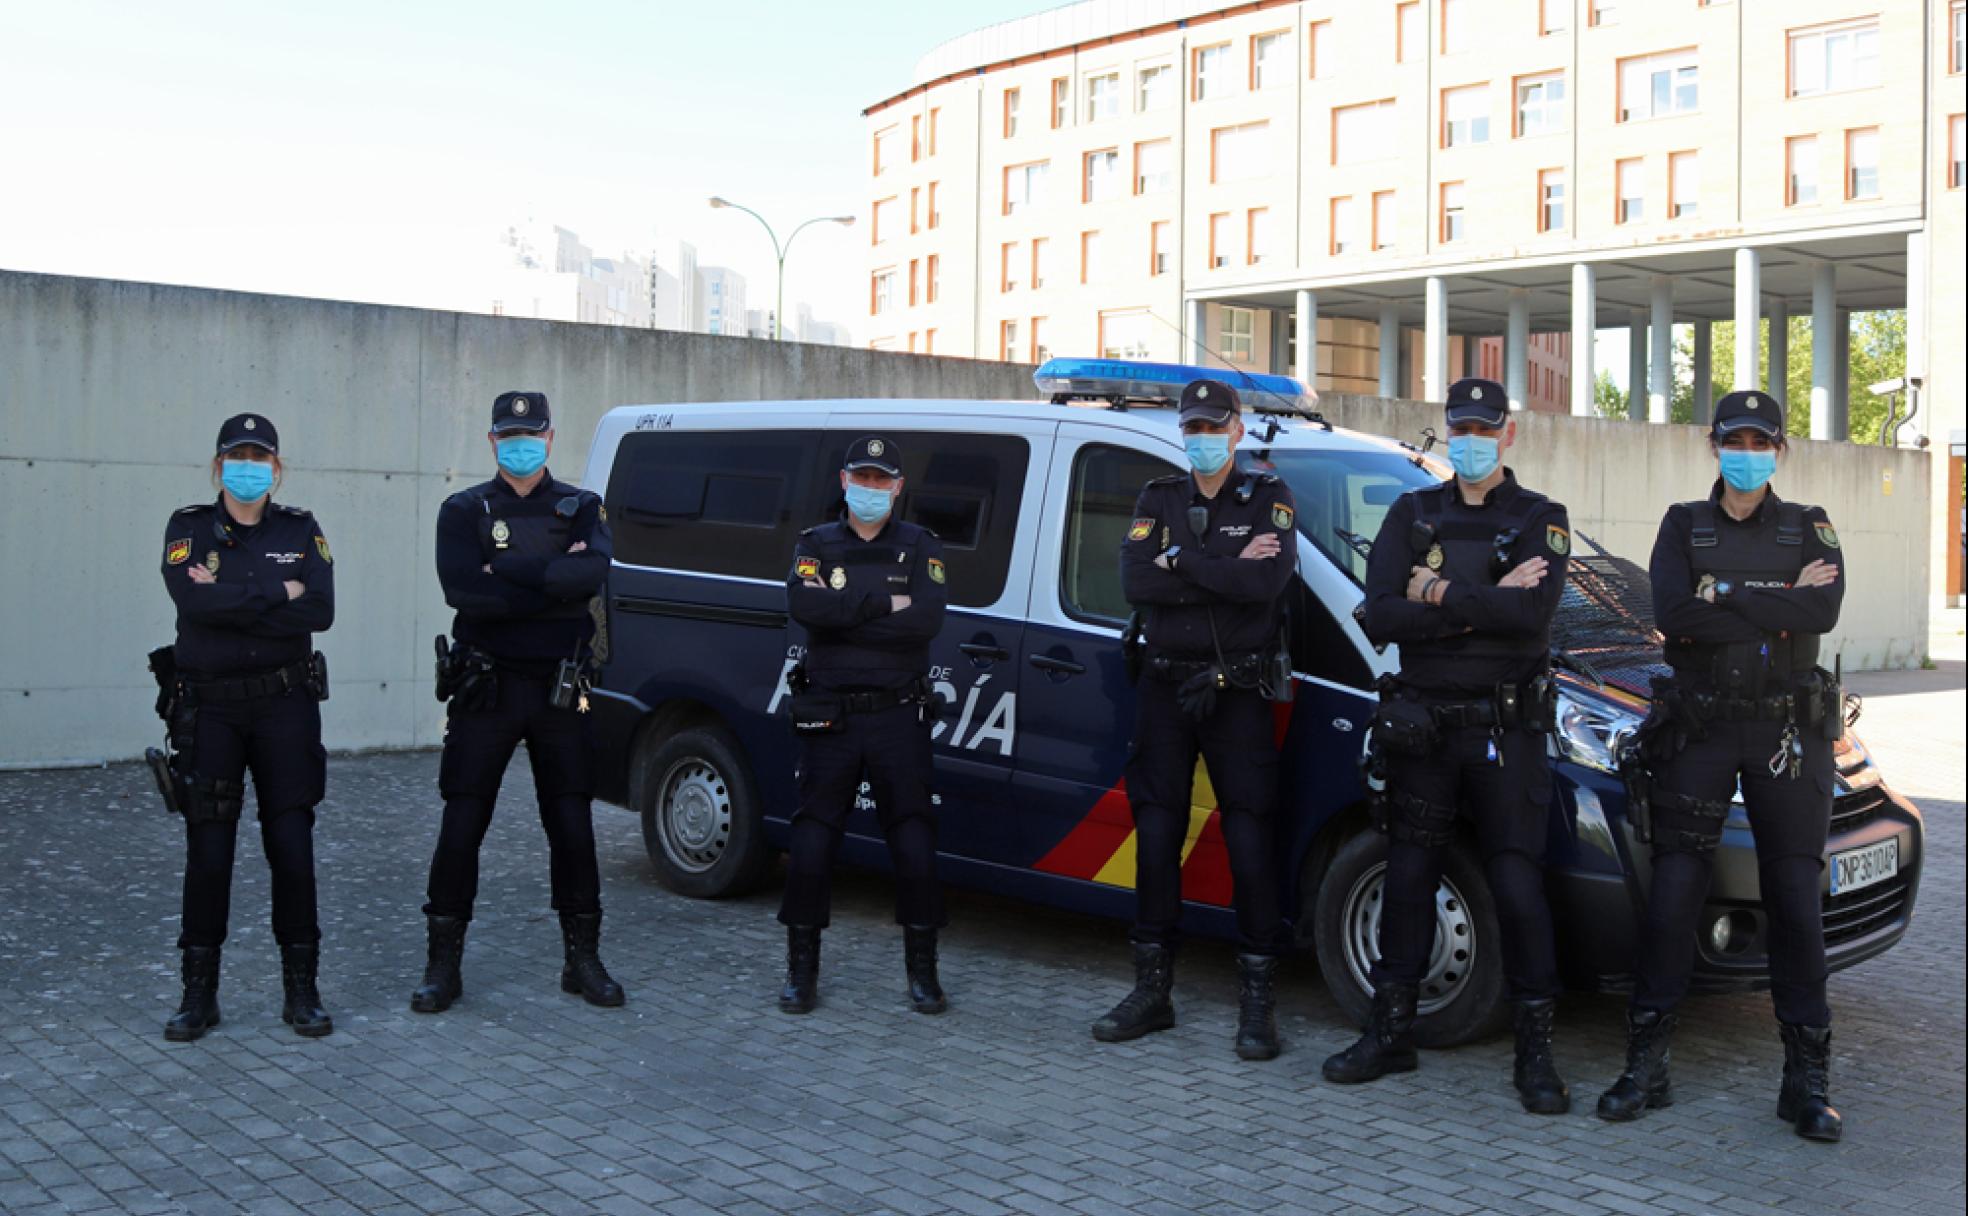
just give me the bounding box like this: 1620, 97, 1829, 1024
1033, 357, 1329, 430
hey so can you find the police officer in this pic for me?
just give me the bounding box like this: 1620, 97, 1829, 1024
1597, 390, 1846, 1141
153, 414, 335, 1041
411, 391, 624, 1013
1323, 378, 1572, 1114
1097, 378, 1297, 1059
777, 437, 949, 1015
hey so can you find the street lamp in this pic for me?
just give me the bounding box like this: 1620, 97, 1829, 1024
707, 197, 856, 340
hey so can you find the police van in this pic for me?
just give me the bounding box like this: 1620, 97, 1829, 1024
581, 358, 1923, 1045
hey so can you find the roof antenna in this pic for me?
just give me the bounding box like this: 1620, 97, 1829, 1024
1148, 309, 1331, 431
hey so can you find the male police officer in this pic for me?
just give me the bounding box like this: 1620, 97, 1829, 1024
778, 436, 950, 1015
1099, 378, 1297, 1060
1323, 377, 1572, 1113
411, 390, 624, 1013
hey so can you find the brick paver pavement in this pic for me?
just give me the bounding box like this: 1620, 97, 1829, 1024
2, 663, 1960, 1216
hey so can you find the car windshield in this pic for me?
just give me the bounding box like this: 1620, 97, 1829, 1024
1251, 445, 1441, 585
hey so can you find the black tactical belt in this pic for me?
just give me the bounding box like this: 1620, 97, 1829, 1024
184, 660, 312, 702
836, 686, 920, 714
1690, 691, 1793, 722
1429, 700, 1503, 729
1146, 652, 1262, 682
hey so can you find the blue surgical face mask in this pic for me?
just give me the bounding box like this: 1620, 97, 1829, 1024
1719, 448, 1777, 493
1184, 433, 1231, 476
1447, 434, 1501, 482
496, 435, 549, 477
844, 484, 894, 524
221, 458, 275, 502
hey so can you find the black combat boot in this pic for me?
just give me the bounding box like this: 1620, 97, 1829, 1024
903, 925, 947, 1015
279, 944, 334, 1038
1511, 998, 1569, 1114
1090, 943, 1176, 1042
559, 912, 626, 1007
410, 915, 467, 1013
164, 946, 222, 1042
779, 926, 821, 1014
1321, 980, 1419, 1084
1596, 1007, 1677, 1121
1233, 954, 1281, 1061
1777, 1023, 1843, 1142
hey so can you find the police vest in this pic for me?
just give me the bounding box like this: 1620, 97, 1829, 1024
471, 487, 593, 622
1407, 484, 1549, 668
1666, 499, 1819, 681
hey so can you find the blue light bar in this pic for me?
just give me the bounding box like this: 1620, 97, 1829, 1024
1033, 357, 1316, 412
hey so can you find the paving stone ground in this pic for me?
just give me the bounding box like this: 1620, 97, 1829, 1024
2, 657, 1960, 1216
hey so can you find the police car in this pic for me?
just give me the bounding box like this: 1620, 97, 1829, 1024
581, 358, 1924, 1045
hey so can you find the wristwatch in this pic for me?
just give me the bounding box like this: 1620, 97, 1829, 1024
1714, 580, 1735, 602
1163, 545, 1184, 570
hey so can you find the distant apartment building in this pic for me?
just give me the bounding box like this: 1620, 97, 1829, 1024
700, 266, 748, 336
483, 223, 652, 328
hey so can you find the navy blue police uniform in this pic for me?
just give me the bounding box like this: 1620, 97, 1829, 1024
154, 412, 335, 1039
412, 390, 624, 1012
776, 436, 950, 1015
1325, 378, 1572, 1112
1098, 378, 1296, 1059
1598, 389, 1847, 1140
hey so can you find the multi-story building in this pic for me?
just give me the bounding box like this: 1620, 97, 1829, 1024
484, 223, 652, 328
701, 265, 748, 337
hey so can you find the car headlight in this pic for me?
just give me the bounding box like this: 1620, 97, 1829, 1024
1553, 689, 1644, 775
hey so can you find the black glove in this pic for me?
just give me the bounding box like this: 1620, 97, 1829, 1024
1176, 667, 1222, 721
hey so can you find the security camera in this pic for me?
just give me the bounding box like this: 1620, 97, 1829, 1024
1868, 378, 1905, 396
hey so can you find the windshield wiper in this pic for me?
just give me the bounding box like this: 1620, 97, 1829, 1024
1551, 648, 1607, 690
1333, 527, 1373, 561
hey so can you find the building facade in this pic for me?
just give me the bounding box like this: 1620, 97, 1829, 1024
700, 265, 748, 337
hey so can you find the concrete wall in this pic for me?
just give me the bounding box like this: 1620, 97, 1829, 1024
0, 271, 1931, 767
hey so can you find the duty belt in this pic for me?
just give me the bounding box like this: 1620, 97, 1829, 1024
184, 660, 312, 702
835, 684, 925, 714
1146, 652, 1262, 682
1389, 675, 1553, 732
1429, 700, 1504, 730
1688, 690, 1795, 722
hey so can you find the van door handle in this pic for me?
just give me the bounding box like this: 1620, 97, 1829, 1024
959, 642, 1010, 663
1028, 654, 1086, 676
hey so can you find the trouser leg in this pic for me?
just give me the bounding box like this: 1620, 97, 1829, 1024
242, 692, 326, 948
1372, 733, 1460, 988
780, 818, 844, 928
864, 704, 944, 928
259, 808, 321, 947
1742, 729, 1835, 1028
424, 685, 523, 920
179, 704, 248, 950
1466, 727, 1560, 1002
1123, 676, 1199, 948
523, 679, 602, 916
779, 726, 863, 928
1632, 729, 1739, 1014
1198, 688, 1283, 954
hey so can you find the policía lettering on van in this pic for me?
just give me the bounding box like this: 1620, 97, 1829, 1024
766, 647, 1017, 757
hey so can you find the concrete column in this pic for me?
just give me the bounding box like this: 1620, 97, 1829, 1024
1505, 290, 1530, 411
1767, 298, 1789, 405
1832, 307, 1851, 441
1627, 308, 1648, 421
1648, 276, 1674, 423
1377, 302, 1401, 397
1185, 298, 1207, 365
1294, 289, 1315, 386
1693, 319, 1714, 424
1905, 232, 1927, 386
1734, 246, 1761, 390
1811, 262, 1837, 440
1570, 263, 1596, 416
1424, 276, 1448, 402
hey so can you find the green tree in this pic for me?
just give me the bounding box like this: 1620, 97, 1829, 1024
1670, 311, 1905, 443
1592, 369, 1626, 419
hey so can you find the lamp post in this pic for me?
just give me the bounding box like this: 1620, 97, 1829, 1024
707, 197, 856, 340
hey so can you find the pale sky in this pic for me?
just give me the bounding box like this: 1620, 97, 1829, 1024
0, 1, 1041, 331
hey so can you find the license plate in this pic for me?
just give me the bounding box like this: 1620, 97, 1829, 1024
1828, 838, 1899, 895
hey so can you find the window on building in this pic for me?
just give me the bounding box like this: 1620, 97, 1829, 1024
909, 187, 921, 234
1211, 121, 1270, 182
1372, 189, 1397, 250
1334, 99, 1397, 164
1208, 212, 1233, 267
1139, 63, 1174, 111
1150, 221, 1171, 275
910, 114, 922, 162
907, 331, 918, 353
1052, 77, 1069, 128
927, 181, 941, 228
1789, 19, 1881, 97
1003, 88, 1021, 138
1222, 306, 1255, 361
908, 259, 920, 306
1846, 127, 1880, 199
1003, 161, 1049, 214
924, 328, 936, 353
1397, 2, 1423, 62
1099, 309, 1153, 359
1253, 30, 1290, 89
1001, 319, 1019, 361
1031, 238, 1050, 289
1307, 20, 1330, 79
1135, 139, 1174, 195
1001, 241, 1021, 292
873, 126, 895, 174
1086, 72, 1121, 122
1081, 229, 1103, 283
928, 108, 940, 155
926, 254, 940, 303
1195, 42, 1232, 100
1248, 208, 1273, 264
1084, 148, 1121, 202
871, 269, 895, 315
1951, 114, 1965, 188
1541, 0, 1567, 35
1539, 168, 1566, 231
1442, 0, 1469, 53
1954, 2, 1965, 74
1670, 150, 1699, 218
1617, 157, 1645, 222
872, 196, 895, 244
1442, 84, 1490, 147
1030, 317, 1050, 363
1517, 73, 1565, 138
1591, 1, 1617, 27
1619, 50, 1698, 121
1440, 181, 1467, 242
1786, 135, 1819, 205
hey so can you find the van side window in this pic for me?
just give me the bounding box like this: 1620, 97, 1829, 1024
1061, 443, 1181, 625
606, 430, 821, 580
819, 431, 1031, 609
1287, 581, 1373, 690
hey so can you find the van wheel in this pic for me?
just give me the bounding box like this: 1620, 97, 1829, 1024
636, 726, 769, 898
1311, 829, 1508, 1048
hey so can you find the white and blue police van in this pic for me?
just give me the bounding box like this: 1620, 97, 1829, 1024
581, 358, 1923, 1044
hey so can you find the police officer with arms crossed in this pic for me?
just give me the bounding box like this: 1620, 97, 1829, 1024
151, 414, 335, 1040
1597, 389, 1846, 1141
411, 391, 624, 1013
777, 437, 949, 1015
1097, 378, 1297, 1060
1324, 378, 1572, 1114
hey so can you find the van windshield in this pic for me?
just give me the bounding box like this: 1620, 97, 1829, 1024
1252, 447, 1443, 585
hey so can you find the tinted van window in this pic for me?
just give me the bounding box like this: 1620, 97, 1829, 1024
1062, 443, 1181, 625
607, 430, 821, 580
1288, 581, 1373, 689
1262, 448, 1439, 585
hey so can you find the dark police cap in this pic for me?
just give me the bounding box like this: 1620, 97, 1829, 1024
216, 413, 279, 455
491, 390, 552, 434
1177, 378, 1240, 426
844, 435, 903, 476
1444, 378, 1508, 426
1711, 389, 1785, 440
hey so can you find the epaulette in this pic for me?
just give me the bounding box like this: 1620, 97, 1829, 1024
272, 503, 310, 517
174, 502, 215, 515
1146, 473, 1188, 487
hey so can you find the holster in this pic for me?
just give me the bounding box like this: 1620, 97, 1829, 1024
305, 650, 330, 701
1808, 666, 1844, 742
1616, 733, 1655, 845
1361, 742, 1392, 834
1369, 691, 1439, 758
1261, 623, 1294, 704
435, 636, 499, 711
1121, 611, 1145, 686
788, 691, 848, 735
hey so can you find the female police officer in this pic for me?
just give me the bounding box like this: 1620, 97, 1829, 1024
155, 414, 335, 1040
1597, 389, 1846, 1141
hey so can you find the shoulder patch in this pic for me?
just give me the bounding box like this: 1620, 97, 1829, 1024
1545, 524, 1570, 556
1127, 517, 1155, 542
1814, 522, 1839, 549
166, 537, 193, 566
794, 556, 821, 579
1271, 503, 1294, 530
928, 557, 946, 584
315, 535, 332, 564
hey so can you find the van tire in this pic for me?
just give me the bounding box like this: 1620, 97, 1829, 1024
1311, 829, 1508, 1048
636, 725, 770, 898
